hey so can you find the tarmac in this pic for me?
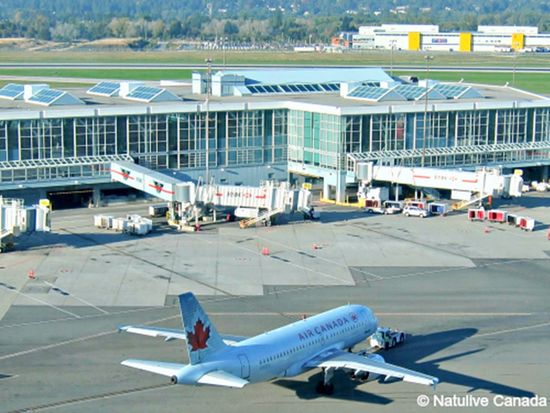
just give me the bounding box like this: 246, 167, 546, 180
0, 193, 549, 413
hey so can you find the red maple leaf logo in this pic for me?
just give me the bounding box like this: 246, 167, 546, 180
187, 319, 210, 351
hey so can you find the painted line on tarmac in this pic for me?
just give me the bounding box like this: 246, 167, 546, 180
6, 383, 173, 413
194, 233, 354, 285
0, 329, 113, 361
251, 234, 383, 281
0, 313, 179, 362
0, 285, 326, 330
42, 280, 110, 315
0, 284, 81, 319
204, 311, 533, 317
367, 258, 532, 282
0, 305, 169, 330
474, 321, 550, 338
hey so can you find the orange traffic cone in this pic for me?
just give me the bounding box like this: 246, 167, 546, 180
261, 247, 270, 256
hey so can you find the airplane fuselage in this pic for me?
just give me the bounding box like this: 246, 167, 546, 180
172, 304, 378, 385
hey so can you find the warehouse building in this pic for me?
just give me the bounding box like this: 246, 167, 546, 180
351, 24, 550, 52
0, 67, 549, 207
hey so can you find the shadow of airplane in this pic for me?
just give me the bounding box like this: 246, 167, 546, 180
274, 370, 393, 405
273, 328, 536, 403
381, 328, 536, 398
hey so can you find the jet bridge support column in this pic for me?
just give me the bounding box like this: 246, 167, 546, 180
335, 170, 347, 203
92, 187, 101, 208
323, 180, 330, 200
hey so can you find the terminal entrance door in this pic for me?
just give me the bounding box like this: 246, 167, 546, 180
47, 189, 93, 210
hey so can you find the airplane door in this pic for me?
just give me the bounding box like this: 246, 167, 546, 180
238, 354, 250, 379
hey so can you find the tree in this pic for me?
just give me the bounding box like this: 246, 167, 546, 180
27, 14, 51, 40
223, 21, 239, 36
108, 18, 130, 38
50, 23, 79, 42
150, 20, 165, 39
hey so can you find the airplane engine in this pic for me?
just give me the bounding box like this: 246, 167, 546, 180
352, 353, 385, 382
169, 369, 193, 385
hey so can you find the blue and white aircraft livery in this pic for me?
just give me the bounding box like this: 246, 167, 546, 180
119, 293, 438, 394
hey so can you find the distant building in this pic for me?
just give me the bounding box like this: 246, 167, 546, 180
348, 24, 550, 52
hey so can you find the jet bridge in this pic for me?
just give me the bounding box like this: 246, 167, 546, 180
110, 161, 315, 229
355, 161, 523, 209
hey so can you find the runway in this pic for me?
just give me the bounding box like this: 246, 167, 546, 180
0, 63, 549, 73
0, 194, 549, 412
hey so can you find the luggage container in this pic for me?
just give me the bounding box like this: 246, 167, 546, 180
130, 222, 148, 235
112, 217, 129, 232
506, 214, 518, 226
487, 209, 507, 223
468, 208, 486, 221
94, 215, 113, 229
429, 203, 447, 215
235, 207, 260, 219
149, 204, 169, 217
128, 219, 152, 236
127, 214, 142, 223
518, 217, 535, 231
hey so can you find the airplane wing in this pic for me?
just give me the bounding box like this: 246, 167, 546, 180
312, 351, 439, 388
121, 359, 249, 388
118, 325, 248, 345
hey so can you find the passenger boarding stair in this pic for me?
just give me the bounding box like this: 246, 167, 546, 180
451, 193, 491, 211
238, 207, 284, 228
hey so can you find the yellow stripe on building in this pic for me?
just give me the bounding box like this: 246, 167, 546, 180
408, 32, 421, 51
511, 33, 525, 50
459, 32, 472, 52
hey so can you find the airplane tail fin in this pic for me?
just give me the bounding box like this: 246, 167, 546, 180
178, 292, 226, 365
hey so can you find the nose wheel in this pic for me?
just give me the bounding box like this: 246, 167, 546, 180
315, 367, 334, 395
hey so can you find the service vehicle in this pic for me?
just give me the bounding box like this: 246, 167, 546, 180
368, 327, 407, 350
403, 206, 429, 218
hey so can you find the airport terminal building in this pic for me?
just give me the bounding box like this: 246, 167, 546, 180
0, 68, 549, 206
350, 24, 550, 52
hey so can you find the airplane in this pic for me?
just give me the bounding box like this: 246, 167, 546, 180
119, 292, 439, 394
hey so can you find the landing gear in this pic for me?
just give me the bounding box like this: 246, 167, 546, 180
316, 367, 335, 395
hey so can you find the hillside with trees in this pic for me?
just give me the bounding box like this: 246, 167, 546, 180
0, 0, 548, 44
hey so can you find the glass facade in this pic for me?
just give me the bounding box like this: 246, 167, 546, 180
0, 104, 549, 187
288, 110, 344, 169
0, 109, 289, 185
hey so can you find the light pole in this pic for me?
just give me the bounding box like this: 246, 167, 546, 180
390, 40, 396, 77
223, 37, 228, 68
512, 52, 517, 86
422, 55, 434, 168
205, 58, 212, 183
